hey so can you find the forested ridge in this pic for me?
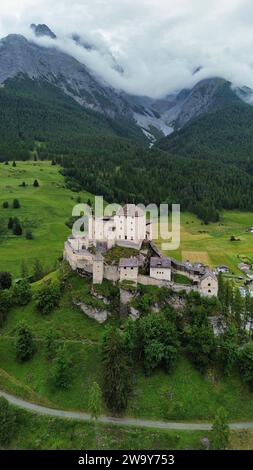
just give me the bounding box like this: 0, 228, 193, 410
1, 75, 253, 222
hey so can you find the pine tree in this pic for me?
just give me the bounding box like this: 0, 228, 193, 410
102, 327, 132, 413
88, 381, 103, 420
211, 407, 230, 450
13, 198, 20, 209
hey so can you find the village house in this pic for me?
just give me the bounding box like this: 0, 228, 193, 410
119, 258, 139, 284
150, 257, 172, 281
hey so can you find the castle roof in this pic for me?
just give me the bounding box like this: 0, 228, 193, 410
119, 257, 139, 268
117, 204, 144, 218
150, 257, 171, 269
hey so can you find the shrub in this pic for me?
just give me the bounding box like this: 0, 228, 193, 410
25, 229, 33, 240
0, 272, 12, 290
12, 221, 22, 236
44, 328, 60, 360
35, 281, 61, 315
0, 397, 17, 446
33, 179, 39, 187
239, 342, 253, 388
13, 199, 20, 209
2, 201, 8, 209
0, 289, 13, 327
12, 280, 32, 306
15, 321, 36, 363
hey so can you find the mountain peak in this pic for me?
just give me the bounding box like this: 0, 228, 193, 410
30, 24, 56, 39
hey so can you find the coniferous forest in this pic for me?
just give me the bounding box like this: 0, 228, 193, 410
1, 76, 253, 222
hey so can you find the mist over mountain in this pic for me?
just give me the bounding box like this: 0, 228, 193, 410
0, 23, 253, 143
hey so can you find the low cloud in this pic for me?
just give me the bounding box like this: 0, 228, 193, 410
1, 0, 253, 98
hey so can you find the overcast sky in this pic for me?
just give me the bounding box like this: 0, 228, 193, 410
1, 0, 253, 98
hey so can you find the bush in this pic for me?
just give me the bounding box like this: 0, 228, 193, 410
0, 289, 13, 327
35, 281, 61, 315
12, 280, 32, 306
0, 272, 12, 290
0, 397, 17, 446
7, 217, 13, 229
239, 342, 253, 388
13, 199, 20, 209
15, 321, 36, 363
12, 221, 22, 236
25, 229, 33, 240
33, 179, 39, 187
2, 201, 8, 209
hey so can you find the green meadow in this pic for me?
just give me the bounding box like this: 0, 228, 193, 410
156, 211, 253, 274
0, 161, 93, 277
0, 161, 252, 277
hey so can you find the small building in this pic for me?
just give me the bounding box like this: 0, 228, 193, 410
150, 257, 171, 281
119, 258, 139, 284
216, 265, 229, 274
199, 271, 218, 297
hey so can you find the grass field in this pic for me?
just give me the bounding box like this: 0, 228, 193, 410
0, 161, 93, 277
156, 212, 253, 274
0, 274, 253, 422
0, 161, 252, 277
4, 405, 253, 450
5, 407, 207, 450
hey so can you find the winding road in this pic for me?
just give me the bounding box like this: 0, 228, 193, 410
1, 390, 253, 431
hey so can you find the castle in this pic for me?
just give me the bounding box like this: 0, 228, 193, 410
64, 204, 218, 298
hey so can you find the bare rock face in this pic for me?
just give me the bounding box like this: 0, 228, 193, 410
120, 288, 136, 318
0, 33, 131, 119
74, 300, 110, 323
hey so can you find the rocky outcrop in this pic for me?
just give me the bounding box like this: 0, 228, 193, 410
74, 300, 110, 324
120, 288, 136, 318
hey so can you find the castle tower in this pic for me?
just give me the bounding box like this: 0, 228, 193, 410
93, 254, 104, 284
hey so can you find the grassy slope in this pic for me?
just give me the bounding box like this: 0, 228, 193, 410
0, 274, 253, 422
0, 161, 93, 277
7, 407, 206, 450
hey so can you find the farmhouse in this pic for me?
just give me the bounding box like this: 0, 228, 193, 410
64, 204, 218, 298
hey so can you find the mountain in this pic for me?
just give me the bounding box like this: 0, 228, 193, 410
156, 99, 253, 175
0, 30, 133, 120
0, 25, 251, 143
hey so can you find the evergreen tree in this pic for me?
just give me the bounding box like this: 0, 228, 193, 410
44, 328, 60, 360
0, 272, 12, 290
33, 179, 39, 187
239, 341, 253, 388
12, 198, 20, 209
20, 259, 28, 279
2, 201, 8, 209
15, 321, 36, 363
102, 327, 132, 413
12, 220, 22, 236
88, 381, 103, 420
32, 259, 44, 281
211, 407, 230, 450
51, 346, 72, 389
7, 217, 13, 230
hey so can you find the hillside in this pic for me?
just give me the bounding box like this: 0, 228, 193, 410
156, 101, 253, 175
0, 75, 146, 161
